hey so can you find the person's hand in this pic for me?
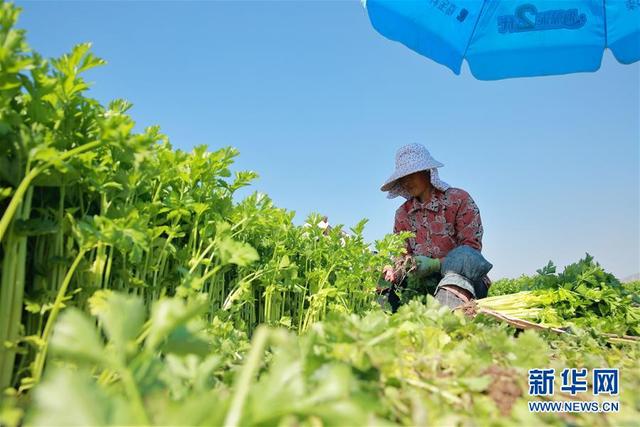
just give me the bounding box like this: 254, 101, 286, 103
382, 265, 396, 283
414, 256, 440, 276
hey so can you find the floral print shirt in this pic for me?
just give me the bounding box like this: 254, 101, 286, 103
393, 187, 483, 260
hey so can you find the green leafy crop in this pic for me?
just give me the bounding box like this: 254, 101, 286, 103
486, 255, 640, 336
0, 1, 406, 394
0, 3, 638, 426
15, 292, 640, 427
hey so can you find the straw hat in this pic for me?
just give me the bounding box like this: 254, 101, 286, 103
380, 143, 450, 199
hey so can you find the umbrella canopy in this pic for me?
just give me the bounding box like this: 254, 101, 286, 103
364, 0, 640, 80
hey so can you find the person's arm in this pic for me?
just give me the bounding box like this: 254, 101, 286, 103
393, 206, 414, 255
454, 191, 483, 251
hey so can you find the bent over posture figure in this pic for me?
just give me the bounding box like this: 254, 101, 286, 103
380, 143, 492, 310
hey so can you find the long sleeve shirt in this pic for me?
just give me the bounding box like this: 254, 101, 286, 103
393, 187, 483, 260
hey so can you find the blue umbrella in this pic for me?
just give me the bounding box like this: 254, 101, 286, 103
364, 0, 639, 79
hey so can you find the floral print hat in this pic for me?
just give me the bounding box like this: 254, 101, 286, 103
380, 143, 450, 199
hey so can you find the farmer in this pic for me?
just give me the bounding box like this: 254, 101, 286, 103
380, 143, 492, 310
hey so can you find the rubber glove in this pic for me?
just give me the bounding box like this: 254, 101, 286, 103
413, 255, 441, 276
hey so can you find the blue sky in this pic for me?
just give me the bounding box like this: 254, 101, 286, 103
18, 0, 639, 280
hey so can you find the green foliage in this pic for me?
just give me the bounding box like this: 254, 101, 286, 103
26, 292, 241, 426
485, 254, 640, 336
0, 0, 407, 392
624, 280, 640, 296
1, 3, 638, 426
20, 292, 640, 426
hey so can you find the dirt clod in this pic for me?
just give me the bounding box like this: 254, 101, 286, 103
458, 300, 478, 317
483, 365, 522, 416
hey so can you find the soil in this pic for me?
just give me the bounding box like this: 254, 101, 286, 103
458, 300, 478, 317
483, 365, 522, 416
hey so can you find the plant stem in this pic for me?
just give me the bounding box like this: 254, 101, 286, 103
0, 140, 103, 243
117, 363, 151, 425
0, 186, 33, 389
32, 248, 87, 383
0, 166, 41, 243
224, 326, 269, 427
